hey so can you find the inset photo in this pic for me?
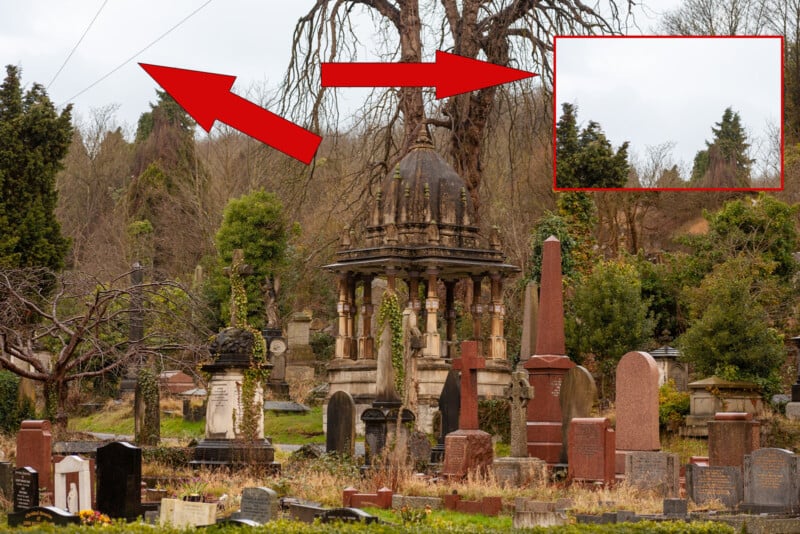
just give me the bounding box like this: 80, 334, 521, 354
553, 36, 782, 191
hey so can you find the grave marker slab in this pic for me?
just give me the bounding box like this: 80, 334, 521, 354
326, 391, 355, 457
96, 441, 142, 520
615, 351, 660, 474
431, 369, 460, 463
559, 366, 596, 464
319, 507, 378, 524
625, 451, 680, 497
567, 418, 615, 485
708, 412, 759, 468
160, 498, 217, 527
237, 487, 278, 524
15, 420, 52, 491
53, 455, 91, 513
742, 448, 799, 513
685, 464, 742, 509
13, 467, 39, 512
7, 506, 80, 527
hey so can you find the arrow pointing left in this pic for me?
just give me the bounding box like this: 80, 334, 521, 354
140, 64, 322, 165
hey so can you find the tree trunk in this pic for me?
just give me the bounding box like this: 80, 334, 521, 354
398, 1, 424, 147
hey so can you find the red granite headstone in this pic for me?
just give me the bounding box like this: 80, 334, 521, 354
16, 420, 52, 492
567, 418, 615, 485
708, 412, 760, 468
614, 351, 660, 474
524, 237, 575, 463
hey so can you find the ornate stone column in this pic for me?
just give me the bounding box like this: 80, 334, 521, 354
444, 280, 457, 358
347, 276, 357, 359
423, 267, 441, 357
407, 271, 421, 313
471, 276, 484, 342
488, 273, 507, 360
358, 276, 375, 359
335, 273, 351, 359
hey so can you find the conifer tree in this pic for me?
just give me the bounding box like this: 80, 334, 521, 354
690, 107, 753, 187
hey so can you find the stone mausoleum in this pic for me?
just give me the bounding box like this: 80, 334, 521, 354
323, 133, 519, 432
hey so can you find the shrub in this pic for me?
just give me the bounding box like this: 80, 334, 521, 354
658, 380, 690, 433
478, 399, 510, 443
0, 370, 35, 434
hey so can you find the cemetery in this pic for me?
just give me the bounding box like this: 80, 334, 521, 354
0, 2, 798, 533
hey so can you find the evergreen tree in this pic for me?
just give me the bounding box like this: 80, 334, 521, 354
0, 65, 72, 269
690, 107, 753, 187
556, 103, 629, 188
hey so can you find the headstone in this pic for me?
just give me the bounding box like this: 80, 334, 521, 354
15, 420, 52, 492
431, 369, 460, 463
159, 498, 217, 527
362, 408, 387, 467
0, 462, 12, 502
524, 237, 576, 464
53, 455, 91, 513
625, 451, 680, 497
7, 506, 80, 527
615, 351, 660, 474
741, 448, 799, 513
559, 366, 596, 464
236, 487, 278, 524
326, 391, 356, 456
443, 341, 493, 478
513, 499, 568, 529
685, 464, 743, 508
708, 412, 760, 468
96, 442, 142, 520
567, 418, 615, 485
13, 467, 39, 512
288, 311, 312, 347
663, 498, 688, 518
519, 281, 539, 362
319, 507, 378, 524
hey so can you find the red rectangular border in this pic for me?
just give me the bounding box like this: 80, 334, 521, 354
552, 35, 784, 192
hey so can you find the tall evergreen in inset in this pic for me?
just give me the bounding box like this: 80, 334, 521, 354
0, 65, 72, 269
690, 107, 753, 187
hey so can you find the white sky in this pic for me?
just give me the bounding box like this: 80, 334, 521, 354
555, 36, 782, 183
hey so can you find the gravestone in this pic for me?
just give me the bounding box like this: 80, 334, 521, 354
96, 441, 142, 520
234, 487, 279, 524
615, 351, 660, 474
708, 412, 760, 468
567, 418, 615, 485
319, 507, 379, 524
0, 462, 12, 502
53, 455, 91, 513
559, 366, 596, 464
685, 464, 743, 508
625, 451, 680, 497
326, 391, 356, 457
494, 371, 546, 486
159, 498, 217, 527
431, 369, 460, 463
7, 506, 80, 527
13, 467, 39, 512
741, 448, 799, 513
443, 341, 493, 478
524, 237, 576, 464
16, 420, 52, 492
518, 281, 539, 363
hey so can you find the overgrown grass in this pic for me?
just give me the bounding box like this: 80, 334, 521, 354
264, 406, 324, 444
661, 433, 708, 464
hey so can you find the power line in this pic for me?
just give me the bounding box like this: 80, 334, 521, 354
59, 0, 214, 106
47, 0, 109, 90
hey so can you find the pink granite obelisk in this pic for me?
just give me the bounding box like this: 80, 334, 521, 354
524, 236, 575, 464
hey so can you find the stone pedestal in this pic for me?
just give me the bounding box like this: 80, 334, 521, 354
707, 412, 760, 468
524, 355, 575, 464
493, 457, 547, 487
442, 429, 493, 478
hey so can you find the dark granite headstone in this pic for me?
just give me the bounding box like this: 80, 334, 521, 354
13, 467, 38, 512
319, 507, 378, 524
0, 462, 12, 501
663, 498, 688, 517
7, 506, 80, 527
237, 487, 278, 524
326, 391, 356, 456
96, 441, 142, 520
685, 464, 743, 508
431, 369, 460, 463
362, 408, 387, 467
218, 517, 262, 527
742, 448, 799, 513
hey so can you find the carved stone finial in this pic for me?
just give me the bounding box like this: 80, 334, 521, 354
489, 226, 501, 250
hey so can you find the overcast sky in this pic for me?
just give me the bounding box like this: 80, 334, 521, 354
555, 36, 782, 184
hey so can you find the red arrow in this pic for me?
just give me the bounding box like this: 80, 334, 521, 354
139, 63, 321, 165
321, 50, 536, 99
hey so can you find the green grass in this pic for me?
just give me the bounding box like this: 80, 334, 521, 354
365, 507, 513, 530
264, 406, 324, 444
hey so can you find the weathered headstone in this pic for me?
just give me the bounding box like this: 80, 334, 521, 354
15, 420, 52, 492
615, 351, 660, 474
7, 506, 80, 527
524, 237, 576, 464
326, 391, 356, 457
741, 448, 799, 513
625, 451, 680, 497
567, 418, 615, 485
513, 499, 569, 529
235, 487, 279, 524
13, 467, 39, 512
685, 464, 743, 508
431, 369, 460, 463
708, 412, 760, 468
518, 281, 539, 363
53, 455, 91, 513
443, 341, 494, 478
159, 498, 217, 527
319, 507, 379, 524
559, 365, 596, 464
96, 442, 142, 520
362, 408, 387, 467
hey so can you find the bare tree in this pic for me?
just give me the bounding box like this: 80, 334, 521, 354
659, 0, 770, 35
283, 0, 639, 219
0, 268, 210, 431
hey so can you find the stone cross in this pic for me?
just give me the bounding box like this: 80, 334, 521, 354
505, 371, 534, 457
452, 341, 485, 431
223, 249, 253, 328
